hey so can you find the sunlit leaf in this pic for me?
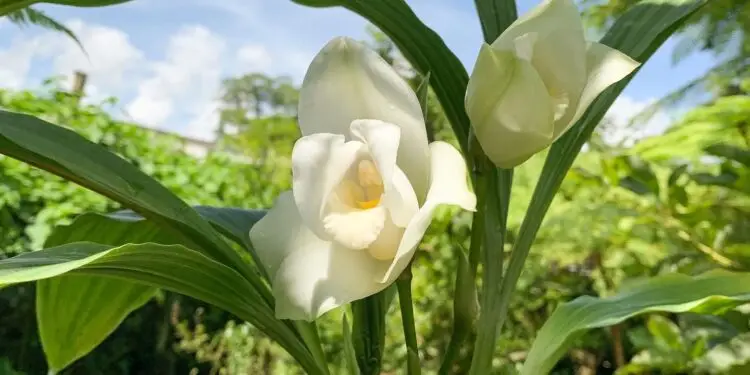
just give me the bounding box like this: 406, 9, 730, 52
37, 275, 155, 372
0, 0, 132, 15
522, 270, 750, 375
35, 211, 174, 372
0, 109, 262, 293
0, 242, 321, 374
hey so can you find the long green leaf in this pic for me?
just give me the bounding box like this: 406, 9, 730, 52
32, 206, 274, 372
36, 275, 155, 373
467, 0, 517, 372
521, 270, 750, 375
473, 0, 517, 42
291, 0, 471, 154
109, 206, 267, 273
36, 211, 173, 372
0, 0, 131, 16
0, 242, 322, 375
0, 110, 264, 296
492, 0, 709, 359
108, 206, 266, 251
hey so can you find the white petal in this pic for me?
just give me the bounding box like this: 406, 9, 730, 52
299, 37, 430, 200
422, 142, 476, 211
323, 205, 386, 250
490, 0, 587, 136
367, 216, 405, 261
291, 133, 363, 240
273, 242, 390, 321
380, 142, 476, 283
466, 45, 555, 168
492, 0, 584, 51
249, 191, 316, 280
525, 32, 587, 129
564, 42, 640, 133
350, 119, 419, 227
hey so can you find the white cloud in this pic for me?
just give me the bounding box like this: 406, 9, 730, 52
0, 19, 143, 94
0, 36, 43, 89
52, 20, 144, 89
185, 100, 221, 141
237, 44, 273, 71
126, 25, 226, 128
601, 95, 673, 146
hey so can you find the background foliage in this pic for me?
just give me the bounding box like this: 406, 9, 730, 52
2, 0, 750, 373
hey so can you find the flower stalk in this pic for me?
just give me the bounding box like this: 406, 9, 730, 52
396, 264, 421, 375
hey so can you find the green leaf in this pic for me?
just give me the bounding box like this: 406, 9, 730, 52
415, 72, 431, 118
37, 275, 155, 372
491, 0, 709, 367
464, 2, 517, 373
668, 164, 689, 186
342, 314, 360, 375
30, 206, 270, 371
521, 270, 750, 375
0, 0, 131, 15
622, 156, 660, 196
0, 109, 263, 294
352, 292, 388, 375
647, 315, 685, 351
472, 0, 517, 42
705, 143, 750, 167
291, 0, 471, 154
110, 206, 267, 274
696, 332, 750, 374
42, 0, 132, 6
5, 7, 84, 50
36, 211, 172, 372
0, 242, 322, 375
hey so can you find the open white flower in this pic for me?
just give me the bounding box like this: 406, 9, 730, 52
465, 0, 640, 168
250, 37, 476, 321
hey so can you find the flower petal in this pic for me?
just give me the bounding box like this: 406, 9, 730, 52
291, 133, 364, 240
492, 0, 584, 51
525, 32, 587, 130
299, 37, 430, 200
367, 216, 405, 261
350, 119, 419, 227
249, 191, 314, 280
565, 42, 640, 132
490, 0, 587, 137
422, 142, 477, 212
273, 242, 390, 321
380, 141, 475, 283
466, 45, 555, 168
323, 205, 386, 250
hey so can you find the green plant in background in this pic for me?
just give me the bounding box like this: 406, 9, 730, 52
4, 0, 750, 374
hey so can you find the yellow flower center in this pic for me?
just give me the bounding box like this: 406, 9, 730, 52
338, 159, 384, 210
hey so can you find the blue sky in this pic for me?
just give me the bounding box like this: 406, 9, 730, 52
0, 0, 719, 141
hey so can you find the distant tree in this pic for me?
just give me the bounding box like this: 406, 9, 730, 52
216, 73, 301, 158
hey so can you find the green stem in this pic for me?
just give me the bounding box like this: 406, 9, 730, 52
439, 167, 486, 374
397, 266, 421, 375
468, 163, 513, 375
352, 293, 386, 375
293, 321, 330, 375
481, 169, 552, 365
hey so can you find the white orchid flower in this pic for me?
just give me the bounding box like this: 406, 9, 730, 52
250, 37, 476, 321
465, 0, 640, 168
